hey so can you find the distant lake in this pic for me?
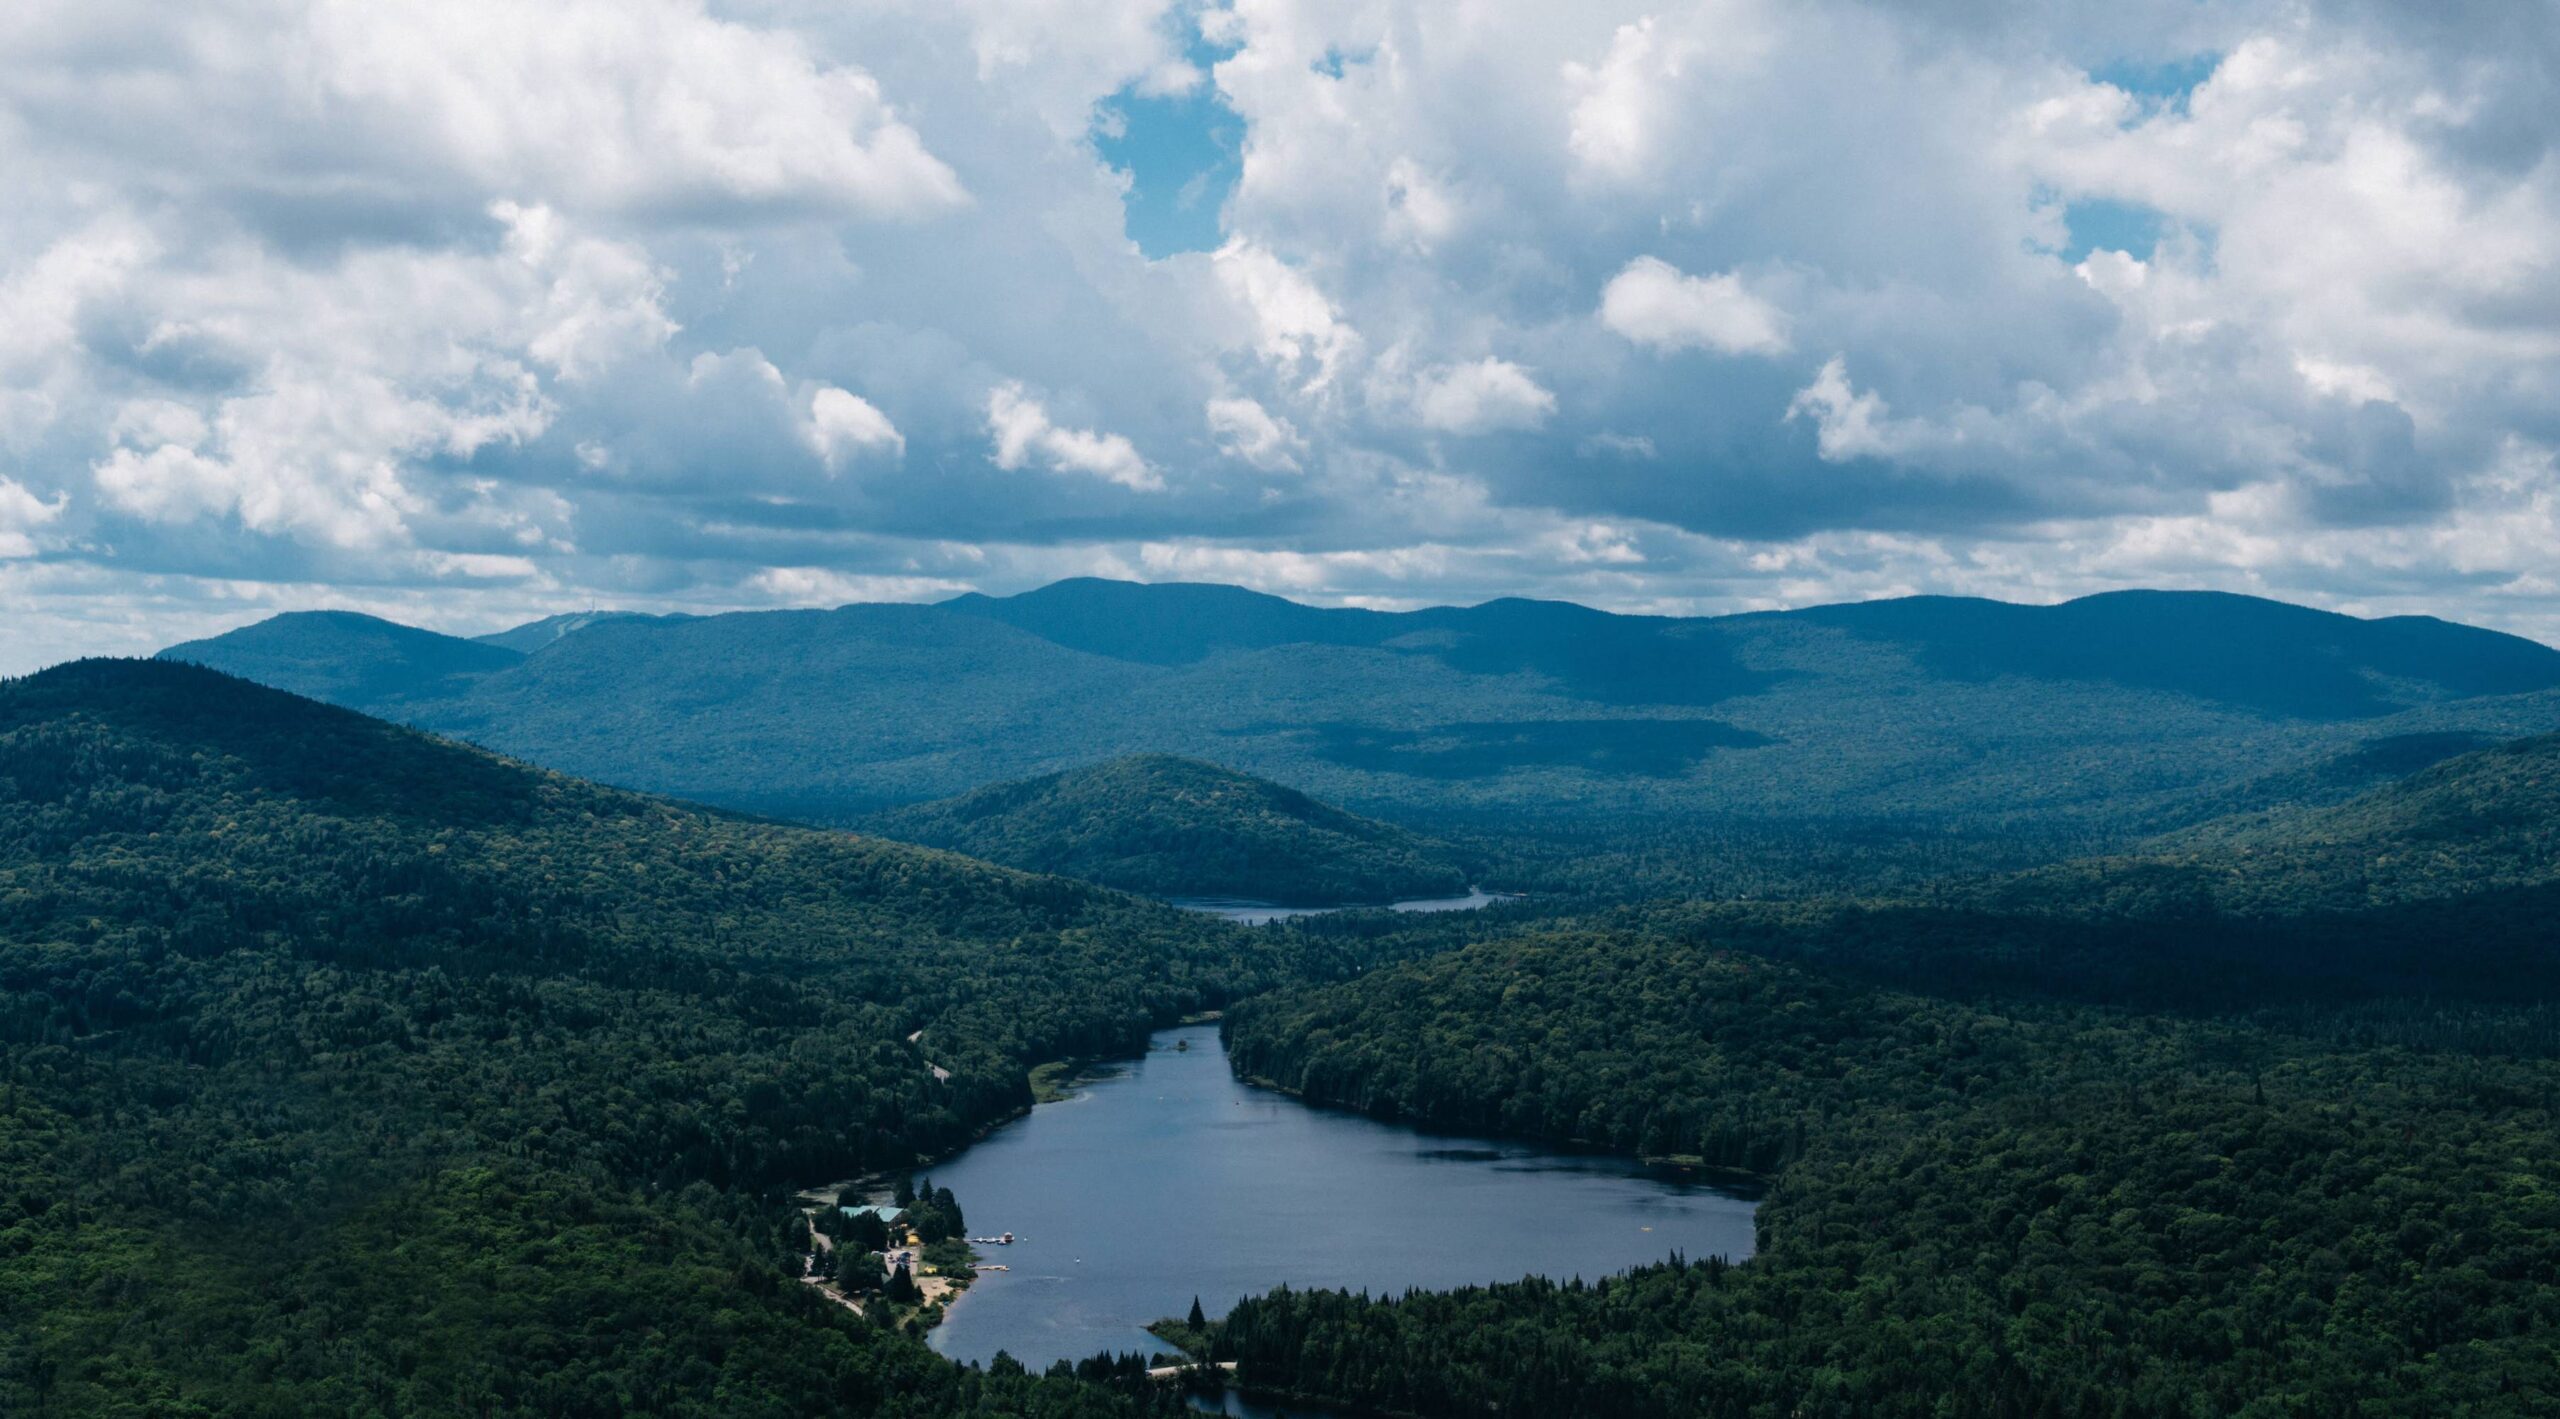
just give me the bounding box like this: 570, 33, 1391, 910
926, 1024, 1758, 1373
1166, 886, 1515, 925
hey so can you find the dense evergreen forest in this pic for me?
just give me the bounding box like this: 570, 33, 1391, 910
0, 660, 1319, 1415
1206, 737, 2560, 1417
1217, 933, 2560, 1415
862, 754, 1468, 903
11, 649, 2560, 1416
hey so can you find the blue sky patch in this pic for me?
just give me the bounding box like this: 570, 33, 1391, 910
2062, 198, 2168, 261
2091, 52, 2221, 108
1096, 34, 1244, 259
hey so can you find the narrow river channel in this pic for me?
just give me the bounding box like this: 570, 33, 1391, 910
924, 1023, 1758, 1372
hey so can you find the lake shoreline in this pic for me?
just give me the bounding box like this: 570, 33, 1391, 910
811, 1016, 1762, 1354
1233, 1069, 1776, 1196
1168, 886, 1524, 926
925, 1022, 1759, 1370
804, 1004, 1235, 1204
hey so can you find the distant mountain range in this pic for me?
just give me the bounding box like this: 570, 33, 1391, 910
864, 754, 1471, 904
157, 578, 2560, 833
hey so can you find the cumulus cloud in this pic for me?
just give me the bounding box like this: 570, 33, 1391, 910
805, 386, 905, 468
3, 0, 2560, 662
987, 382, 1163, 491
0, 220, 151, 453
77, 202, 675, 548
1564, 17, 1693, 182
1601, 257, 1790, 356
1408, 358, 1558, 434
1212, 241, 1362, 394
0, 0, 965, 227
494, 202, 679, 381
1206, 396, 1304, 472
94, 363, 549, 547
0, 477, 67, 558
1786, 358, 1906, 463
943, 0, 1199, 137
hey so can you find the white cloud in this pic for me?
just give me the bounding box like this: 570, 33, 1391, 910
389, 0, 961, 214
1409, 358, 1557, 434
94, 362, 549, 547
1564, 18, 1690, 182
1206, 396, 1304, 472
805, 386, 905, 468
1786, 357, 1905, 463
2294, 355, 2396, 406
494, 201, 678, 381
1212, 241, 1362, 394
254, 0, 965, 220
0, 218, 151, 451
76, 204, 679, 548
2011, 32, 2560, 420
1561, 9, 1772, 186
987, 382, 1162, 491
0, 477, 67, 558
1600, 256, 1789, 356
944, 0, 1195, 137
746, 566, 972, 606
6, 0, 2560, 658
1383, 159, 1461, 252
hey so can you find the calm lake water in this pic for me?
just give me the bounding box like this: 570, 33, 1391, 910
926, 1024, 1758, 1372
1167, 887, 1515, 925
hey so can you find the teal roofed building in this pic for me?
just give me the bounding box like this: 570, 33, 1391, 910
842, 1203, 906, 1225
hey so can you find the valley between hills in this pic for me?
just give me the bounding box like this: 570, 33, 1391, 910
5, 580, 2558, 1416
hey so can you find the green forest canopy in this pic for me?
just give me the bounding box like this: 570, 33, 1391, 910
862, 753, 1469, 903
9, 656, 2560, 1416
0, 659, 1321, 1415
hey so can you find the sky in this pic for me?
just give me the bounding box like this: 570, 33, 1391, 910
3, 0, 2559, 671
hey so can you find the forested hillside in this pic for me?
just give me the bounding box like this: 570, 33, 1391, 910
159, 609, 526, 709
864, 755, 1469, 902
1215, 822, 2560, 1414
0, 660, 1303, 1415
1218, 971, 2560, 1417
1289, 732, 2560, 1013
1987, 731, 2560, 917
158, 580, 2560, 837
18, 661, 2558, 1416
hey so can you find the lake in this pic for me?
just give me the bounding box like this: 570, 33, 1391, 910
1166, 886, 1515, 925
925, 1023, 1758, 1373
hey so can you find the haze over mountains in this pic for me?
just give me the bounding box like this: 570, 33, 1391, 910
161, 579, 2560, 836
